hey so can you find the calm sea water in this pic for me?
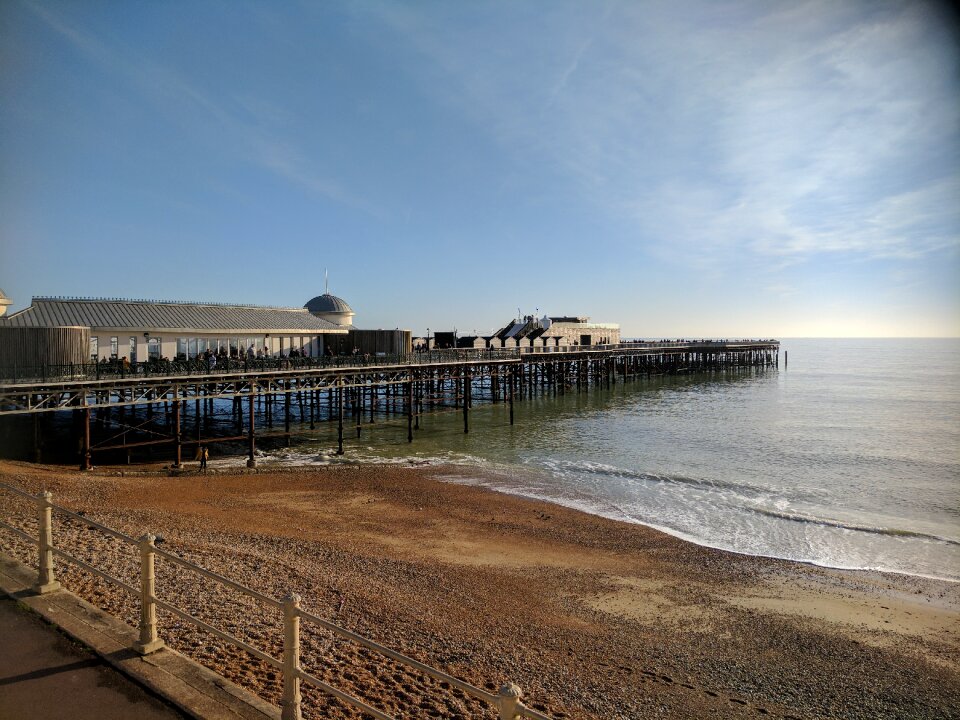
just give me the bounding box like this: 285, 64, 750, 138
257, 339, 960, 582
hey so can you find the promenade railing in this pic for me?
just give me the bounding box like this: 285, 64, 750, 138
0, 482, 550, 720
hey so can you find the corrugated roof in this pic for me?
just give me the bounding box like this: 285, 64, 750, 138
0, 298, 347, 333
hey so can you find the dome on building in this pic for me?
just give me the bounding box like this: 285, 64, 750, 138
0, 288, 11, 318
304, 293, 355, 327
305, 293, 353, 314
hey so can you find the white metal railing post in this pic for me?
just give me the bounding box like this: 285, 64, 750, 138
498, 682, 522, 720
282, 593, 303, 720
134, 534, 165, 654
33, 491, 61, 594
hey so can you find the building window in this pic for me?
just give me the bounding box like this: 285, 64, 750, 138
110, 336, 119, 359
90, 337, 98, 361
148, 338, 160, 360
129, 337, 137, 364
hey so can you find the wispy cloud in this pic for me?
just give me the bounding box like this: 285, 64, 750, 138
358, 0, 959, 272
21, 0, 376, 215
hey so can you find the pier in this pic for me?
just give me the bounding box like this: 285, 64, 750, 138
0, 341, 779, 468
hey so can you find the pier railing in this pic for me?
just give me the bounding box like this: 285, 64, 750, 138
0, 350, 523, 383
0, 340, 779, 383
0, 482, 551, 720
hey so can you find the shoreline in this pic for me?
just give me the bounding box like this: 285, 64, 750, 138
1, 459, 958, 718
85, 454, 960, 585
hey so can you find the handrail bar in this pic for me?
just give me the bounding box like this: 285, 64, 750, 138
1, 481, 137, 546
52, 505, 137, 545
1, 483, 38, 500
297, 667, 396, 720
51, 547, 139, 596
0, 519, 36, 544
297, 607, 499, 705
152, 597, 282, 670
519, 706, 553, 719
153, 545, 283, 609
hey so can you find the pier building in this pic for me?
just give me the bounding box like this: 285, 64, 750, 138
0, 296, 348, 364
494, 315, 620, 347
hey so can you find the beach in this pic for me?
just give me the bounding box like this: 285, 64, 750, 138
1, 459, 957, 719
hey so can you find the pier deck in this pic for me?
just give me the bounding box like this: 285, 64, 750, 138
0, 341, 779, 468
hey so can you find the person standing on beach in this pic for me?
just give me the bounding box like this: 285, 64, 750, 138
199, 446, 208, 472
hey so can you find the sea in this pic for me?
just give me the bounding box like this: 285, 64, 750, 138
251, 339, 960, 583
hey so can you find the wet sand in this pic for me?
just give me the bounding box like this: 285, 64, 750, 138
0, 459, 957, 719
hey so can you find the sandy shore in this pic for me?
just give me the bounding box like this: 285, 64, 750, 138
1, 459, 957, 719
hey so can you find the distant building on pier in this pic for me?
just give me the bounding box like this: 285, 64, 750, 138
493, 315, 620, 347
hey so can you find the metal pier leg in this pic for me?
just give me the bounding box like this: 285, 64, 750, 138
356, 387, 362, 439
247, 387, 257, 468
463, 370, 470, 434
407, 380, 414, 443
172, 395, 182, 469
337, 382, 344, 455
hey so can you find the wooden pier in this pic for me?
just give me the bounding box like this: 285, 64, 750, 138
0, 341, 779, 469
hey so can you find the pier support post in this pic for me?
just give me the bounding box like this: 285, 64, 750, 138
508, 367, 515, 426
81, 404, 92, 471
33, 491, 60, 595
285, 385, 291, 446
415, 380, 421, 430
281, 593, 303, 720
133, 534, 164, 655
172, 392, 182, 469
337, 380, 344, 455
356, 386, 362, 439
463, 368, 471, 434
33, 411, 41, 463
407, 379, 414, 443
247, 385, 257, 468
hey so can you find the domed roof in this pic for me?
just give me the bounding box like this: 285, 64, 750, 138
304, 293, 353, 314
0, 288, 10, 306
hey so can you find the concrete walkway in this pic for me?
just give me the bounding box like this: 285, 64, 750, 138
0, 595, 185, 719
0, 554, 279, 720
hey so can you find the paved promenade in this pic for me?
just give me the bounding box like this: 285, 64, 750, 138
0, 596, 184, 719
0, 554, 279, 720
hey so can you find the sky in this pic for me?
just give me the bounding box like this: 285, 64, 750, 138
1, 0, 958, 338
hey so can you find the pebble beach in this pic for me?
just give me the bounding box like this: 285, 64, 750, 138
1, 459, 958, 719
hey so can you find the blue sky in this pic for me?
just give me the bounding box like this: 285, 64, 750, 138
1, 0, 957, 337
